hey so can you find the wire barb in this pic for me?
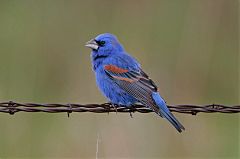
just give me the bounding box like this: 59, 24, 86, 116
0, 101, 239, 115
67, 104, 72, 117
8, 101, 16, 115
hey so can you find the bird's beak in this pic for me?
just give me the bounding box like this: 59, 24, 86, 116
85, 39, 99, 50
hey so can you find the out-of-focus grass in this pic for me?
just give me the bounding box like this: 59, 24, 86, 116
0, 0, 238, 158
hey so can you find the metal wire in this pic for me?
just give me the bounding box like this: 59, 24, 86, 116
0, 101, 239, 116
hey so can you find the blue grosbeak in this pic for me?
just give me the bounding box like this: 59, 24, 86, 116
85, 33, 185, 132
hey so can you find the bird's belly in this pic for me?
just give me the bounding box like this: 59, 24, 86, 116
96, 74, 137, 106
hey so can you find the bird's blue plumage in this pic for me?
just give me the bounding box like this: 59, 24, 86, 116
86, 33, 185, 132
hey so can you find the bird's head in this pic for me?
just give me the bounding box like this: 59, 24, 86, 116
85, 33, 124, 56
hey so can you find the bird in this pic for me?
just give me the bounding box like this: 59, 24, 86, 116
85, 33, 185, 132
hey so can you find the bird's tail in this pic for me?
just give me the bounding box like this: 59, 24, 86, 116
152, 92, 185, 133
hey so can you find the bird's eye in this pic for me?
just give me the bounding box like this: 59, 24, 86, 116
99, 41, 105, 46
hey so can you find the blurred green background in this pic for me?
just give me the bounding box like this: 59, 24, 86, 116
0, 0, 239, 158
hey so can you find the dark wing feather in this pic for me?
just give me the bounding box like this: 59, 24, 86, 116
104, 65, 160, 113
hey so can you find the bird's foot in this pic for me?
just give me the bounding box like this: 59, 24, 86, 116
110, 103, 118, 114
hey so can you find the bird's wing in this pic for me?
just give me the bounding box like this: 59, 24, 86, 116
104, 64, 160, 113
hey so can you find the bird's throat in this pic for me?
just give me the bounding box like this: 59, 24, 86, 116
92, 54, 108, 71
93, 54, 108, 61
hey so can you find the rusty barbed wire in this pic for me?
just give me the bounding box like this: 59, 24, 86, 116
0, 101, 240, 116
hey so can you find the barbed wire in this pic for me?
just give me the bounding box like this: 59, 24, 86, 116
0, 101, 239, 116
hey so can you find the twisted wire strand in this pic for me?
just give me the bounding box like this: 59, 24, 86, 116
0, 101, 239, 115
